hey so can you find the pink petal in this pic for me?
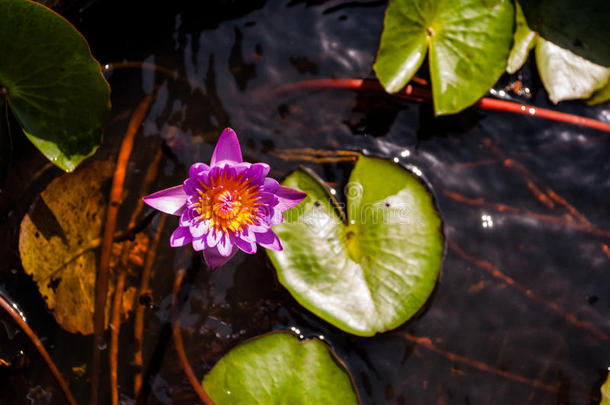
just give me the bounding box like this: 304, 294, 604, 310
232, 162, 253, 177
217, 232, 235, 256
224, 165, 237, 180
170, 227, 192, 247
192, 237, 207, 251
248, 223, 269, 234
190, 220, 210, 238
245, 163, 270, 185
203, 246, 239, 269
180, 209, 194, 227
263, 178, 279, 193
255, 229, 283, 251
269, 207, 284, 226
210, 128, 242, 165
239, 227, 256, 243
254, 211, 272, 228
276, 186, 307, 212
183, 178, 201, 195
206, 229, 222, 247
189, 162, 210, 178
142, 185, 187, 215
258, 192, 279, 206
207, 166, 221, 184
235, 237, 257, 254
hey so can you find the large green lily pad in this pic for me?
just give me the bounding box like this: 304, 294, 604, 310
374, 0, 514, 115
267, 156, 444, 336
520, 0, 610, 68
536, 38, 610, 104
202, 332, 360, 405
19, 160, 146, 334
0, 0, 110, 172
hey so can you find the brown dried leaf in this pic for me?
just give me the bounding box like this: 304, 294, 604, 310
18, 160, 148, 334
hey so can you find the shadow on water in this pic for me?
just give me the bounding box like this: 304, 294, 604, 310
1, 0, 609, 404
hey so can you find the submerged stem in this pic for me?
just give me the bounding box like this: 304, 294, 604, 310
133, 213, 167, 396
91, 95, 153, 405
395, 331, 597, 401
110, 147, 163, 405
0, 294, 77, 405
109, 270, 126, 405
171, 269, 216, 405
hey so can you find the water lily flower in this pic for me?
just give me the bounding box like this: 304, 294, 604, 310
142, 128, 306, 268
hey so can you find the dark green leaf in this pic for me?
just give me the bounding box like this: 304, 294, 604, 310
536, 38, 610, 104
267, 156, 444, 336
520, 0, 610, 67
374, 0, 514, 115
507, 2, 537, 74
0, 0, 110, 172
202, 332, 359, 405
0, 98, 10, 181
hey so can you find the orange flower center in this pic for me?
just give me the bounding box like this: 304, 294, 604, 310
194, 171, 262, 233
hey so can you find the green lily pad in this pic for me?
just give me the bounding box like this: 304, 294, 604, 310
0, 0, 110, 172
536, 38, 610, 104
602, 372, 610, 405
18, 160, 146, 334
267, 156, 444, 336
520, 0, 610, 67
374, 0, 514, 115
202, 332, 359, 405
506, 2, 537, 74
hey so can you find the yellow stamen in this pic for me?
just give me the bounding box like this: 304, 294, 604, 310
195, 171, 262, 234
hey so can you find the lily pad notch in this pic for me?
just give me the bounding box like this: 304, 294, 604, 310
374, 0, 514, 115
0, 0, 111, 172
268, 155, 444, 336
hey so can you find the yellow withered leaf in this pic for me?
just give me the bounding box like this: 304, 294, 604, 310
19, 160, 148, 334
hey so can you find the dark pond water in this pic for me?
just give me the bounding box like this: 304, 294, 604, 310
1, 0, 609, 404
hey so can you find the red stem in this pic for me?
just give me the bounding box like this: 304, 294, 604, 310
171, 269, 216, 405
109, 270, 126, 405
277, 78, 431, 102
0, 295, 77, 405
475, 97, 610, 133
109, 147, 164, 405
276, 78, 610, 133
91, 95, 153, 405
133, 213, 167, 396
